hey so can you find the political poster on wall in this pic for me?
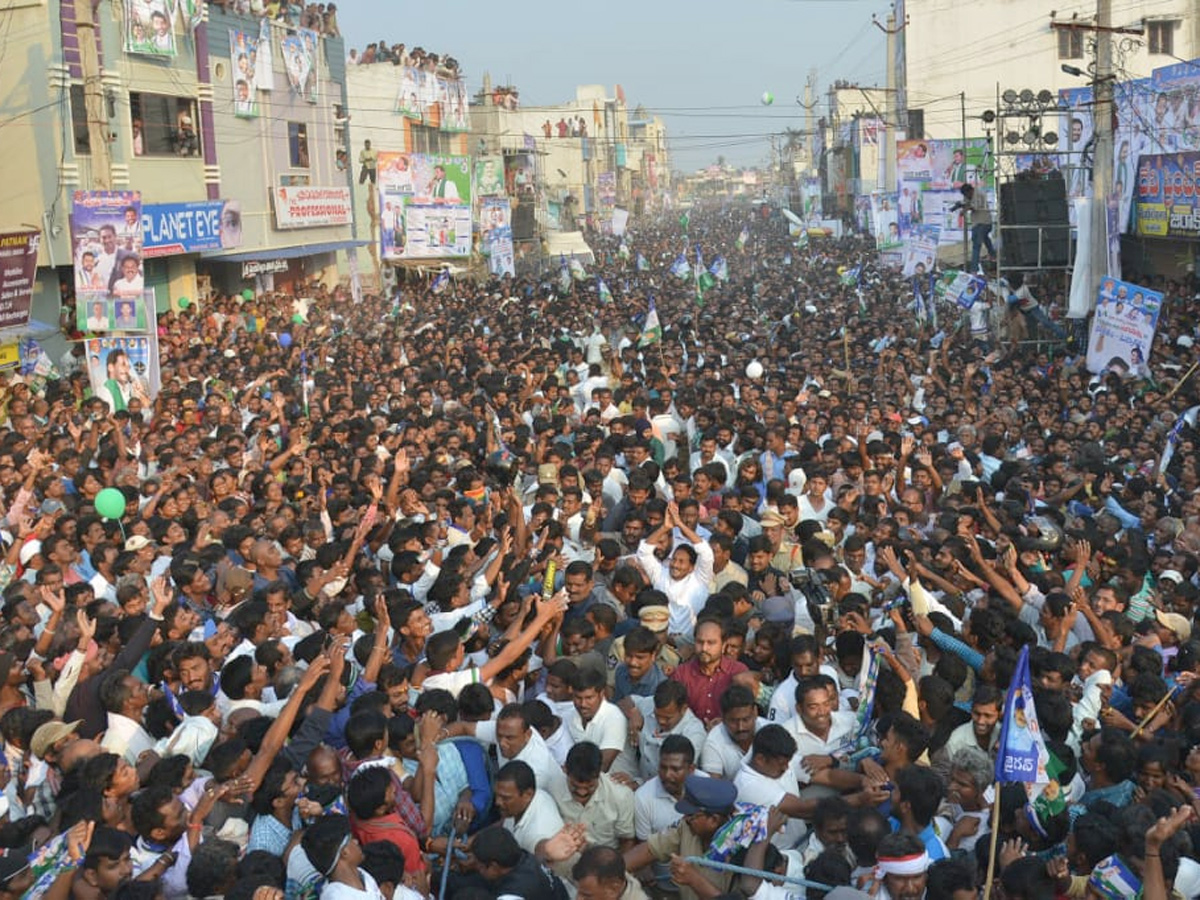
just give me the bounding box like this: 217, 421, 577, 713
1134, 151, 1200, 239
922, 190, 968, 245
176, 0, 203, 33
897, 138, 990, 189
378, 153, 471, 259
71, 191, 143, 305
474, 157, 505, 196
397, 67, 422, 118
901, 224, 940, 276
0, 232, 38, 331
801, 177, 822, 219
125, 0, 177, 57
482, 198, 515, 277
282, 29, 319, 103
230, 29, 260, 118
85, 328, 161, 414
870, 192, 901, 249
255, 18, 274, 91
441, 79, 469, 132
77, 293, 149, 334
1086, 276, 1162, 375
504, 153, 535, 198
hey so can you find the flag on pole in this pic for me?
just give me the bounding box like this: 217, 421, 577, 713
618, 241, 630, 261
597, 277, 613, 305
636, 253, 649, 272
1159, 404, 1200, 477
736, 227, 750, 251
638, 297, 662, 348
796, 229, 809, 249
840, 266, 861, 287
669, 253, 691, 279
679, 211, 689, 233
694, 245, 715, 303
431, 270, 450, 294
558, 255, 571, 293
710, 256, 728, 281
569, 257, 587, 282
995, 645, 1051, 785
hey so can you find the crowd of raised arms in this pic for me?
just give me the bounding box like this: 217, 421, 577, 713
0, 203, 1199, 900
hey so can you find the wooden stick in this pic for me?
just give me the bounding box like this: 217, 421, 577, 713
1132, 686, 1176, 738
981, 781, 1003, 900
1162, 360, 1200, 404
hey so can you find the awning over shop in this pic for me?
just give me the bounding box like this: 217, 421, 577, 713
200, 240, 369, 263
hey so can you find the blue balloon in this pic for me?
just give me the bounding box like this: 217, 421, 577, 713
278, 332, 293, 348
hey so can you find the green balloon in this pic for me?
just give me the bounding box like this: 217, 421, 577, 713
242, 289, 254, 301
177, 297, 190, 309
94, 487, 127, 520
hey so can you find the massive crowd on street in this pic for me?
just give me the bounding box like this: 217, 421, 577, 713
3, 204, 1200, 900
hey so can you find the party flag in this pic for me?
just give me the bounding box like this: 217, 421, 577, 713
558, 255, 571, 293
996, 645, 1050, 785
569, 257, 587, 282
597, 277, 613, 305
618, 241, 630, 260
840, 266, 861, 287
679, 211, 690, 233
736, 227, 749, 251
636, 253, 649, 272
638, 297, 661, 348
710, 256, 728, 282
836, 645, 880, 754
1159, 404, 1200, 477
431, 270, 450, 294
669, 253, 691, 279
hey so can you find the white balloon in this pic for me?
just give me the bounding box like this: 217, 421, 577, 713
746, 360, 764, 379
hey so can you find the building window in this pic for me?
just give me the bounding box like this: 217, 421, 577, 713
129, 92, 199, 156
1057, 28, 1084, 60
288, 122, 309, 168
69, 85, 90, 154
1148, 20, 1177, 55
409, 124, 450, 155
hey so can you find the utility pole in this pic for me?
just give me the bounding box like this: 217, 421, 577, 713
804, 70, 816, 176
894, 0, 907, 137
961, 92, 969, 264
884, 14, 897, 192
74, 0, 111, 189
1089, 0, 1114, 307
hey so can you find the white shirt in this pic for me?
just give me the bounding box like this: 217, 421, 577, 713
767, 666, 843, 724
700, 717, 767, 779
735, 759, 808, 849
784, 711, 858, 784
475, 720, 567, 798
568, 700, 627, 753
422, 667, 482, 698
320, 870, 386, 900
629, 696, 709, 782
637, 538, 714, 638
634, 776, 690, 840
100, 712, 155, 764
505, 789, 563, 855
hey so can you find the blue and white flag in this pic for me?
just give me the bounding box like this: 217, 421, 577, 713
638, 296, 662, 348
569, 256, 587, 282
597, 277, 613, 305
736, 226, 750, 250
710, 255, 728, 281
669, 253, 691, 279
636, 253, 649, 272
431, 270, 450, 295
1159, 404, 1200, 477
995, 645, 1051, 785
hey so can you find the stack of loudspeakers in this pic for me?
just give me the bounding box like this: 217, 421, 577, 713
998, 175, 1070, 268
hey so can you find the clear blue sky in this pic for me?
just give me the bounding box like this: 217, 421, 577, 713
339, 0, 889, 172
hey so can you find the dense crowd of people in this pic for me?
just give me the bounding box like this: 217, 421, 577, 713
7, 203, 1200, 900
207, 0, 339, 36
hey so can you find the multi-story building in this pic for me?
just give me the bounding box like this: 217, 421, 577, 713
904, 0, 1198, 135
0, 0, 356, 328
